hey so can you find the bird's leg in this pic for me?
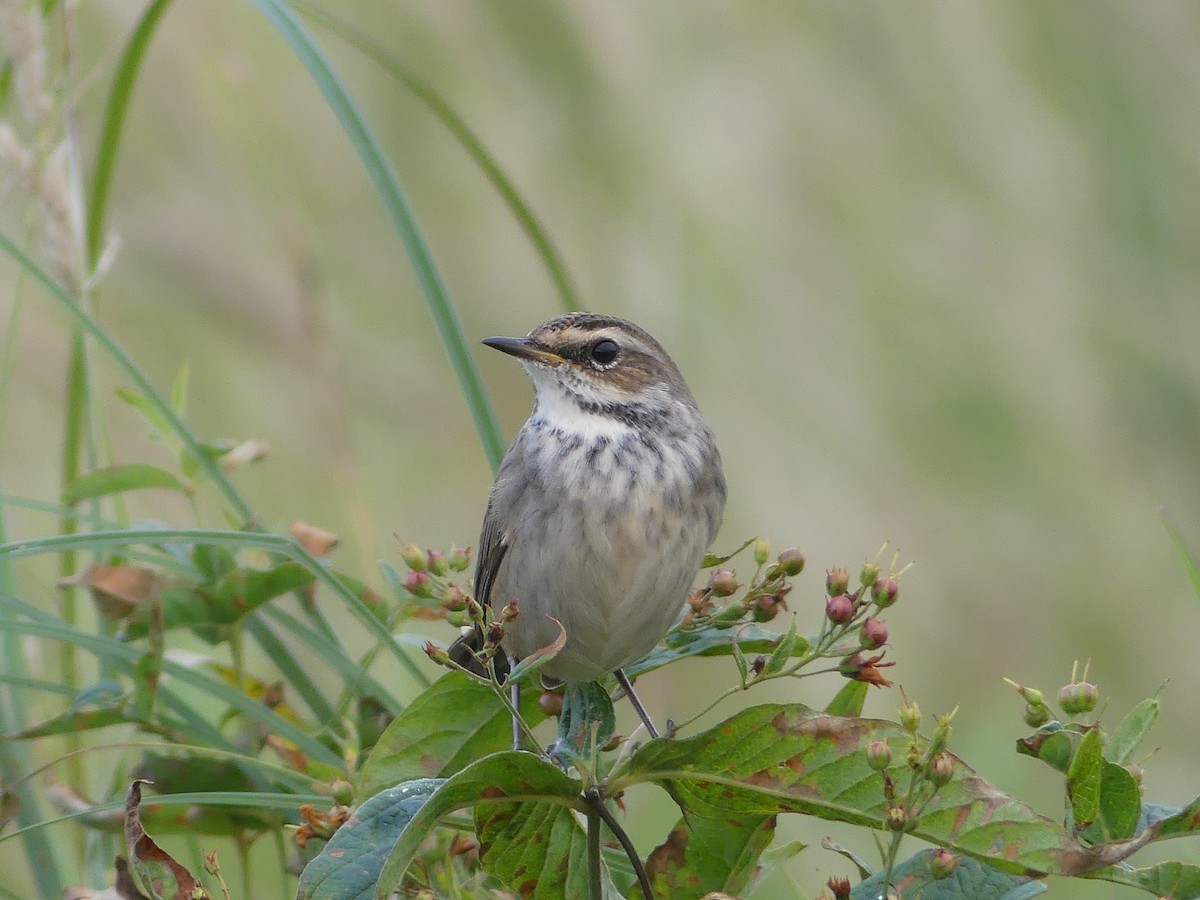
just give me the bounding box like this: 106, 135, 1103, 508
614, 668, 659, 739
509, 656, 523, 750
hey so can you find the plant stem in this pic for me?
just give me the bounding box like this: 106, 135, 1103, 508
586, 800, 601, 900
586, 786, 652, 900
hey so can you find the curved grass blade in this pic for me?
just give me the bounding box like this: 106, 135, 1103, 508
293, 1, 580, 314
85, 0, 174, 269
245, 0, 506, 470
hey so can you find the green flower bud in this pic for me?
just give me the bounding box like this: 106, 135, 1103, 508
1023, 701, 1051, 728
777, 547, 805, 576
927, 751, 954, 787
826, 567, 850, 596
899, 698, 921, 734
886, 805, 908, 831
752, 593, 786, 622
753, 537, 771, 566
867, 740, 893, 771
929, 848, 958, 880
440, 585, 469, 612
447, 544, 471, 572
401, 544, 427, 571
466, 597, 484, 624
426, 549, 448, 577
859, 562, 880, 588
422, 641, 449, 665
330, 779, 354, 806
1058, 681, 1099, 716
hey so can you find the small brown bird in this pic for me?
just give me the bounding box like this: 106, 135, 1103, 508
452, 312, 726, 739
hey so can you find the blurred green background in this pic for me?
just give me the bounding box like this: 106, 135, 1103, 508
3, 2, 1200, 896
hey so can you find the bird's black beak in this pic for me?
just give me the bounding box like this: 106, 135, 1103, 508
482, 336, 565, 367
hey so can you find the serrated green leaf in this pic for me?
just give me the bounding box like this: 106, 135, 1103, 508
617, 704, 1140, 877
825, 680, 869, 717
1067, 727, 1104, 829
297, 778, 443, 899
852, 850, 1046, 899
642, 812, 775, 899
357, 673, 546, 797
1107, 697, 1159, 765
63, 464, 188, 505
374, 752, 584, 897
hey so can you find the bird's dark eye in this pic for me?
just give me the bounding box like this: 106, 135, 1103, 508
589, 339, 619, 365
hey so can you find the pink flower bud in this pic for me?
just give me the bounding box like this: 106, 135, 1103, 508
447, 544, 471, 572
538, 691, 564, 716
404, 570, 433, 598
825, 593, 855, 625
710, 569, 739, 597
426, 549, 447, 576
866, 740, 892, 771
752, 593, 786, 622
860, 616, 888, 650
871, 577, 899, 608
440, 585, 468, 612
422, 640, 449, 665
927, 751, 954, 787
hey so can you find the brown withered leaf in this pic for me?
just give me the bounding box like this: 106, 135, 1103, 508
290, 520, 340, 557
124, 780, 211, 899
64, 565, 162, 621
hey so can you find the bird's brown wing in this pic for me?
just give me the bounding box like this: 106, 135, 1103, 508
446, 494, 510, 677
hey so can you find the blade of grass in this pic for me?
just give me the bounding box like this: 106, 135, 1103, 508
245, 0, 506, 471
293, 1, 580, 315
0, 503, 67, 897
85, 0, 174, 269
1163, 514, 1200, 604
0, 527, 421, 697
0, 611, 345, 770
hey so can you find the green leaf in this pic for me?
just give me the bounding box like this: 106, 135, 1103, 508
297, 778, 443, 899
1164, 516, 1200, 606
642, 813, 776, 899
1146, 794, 1200, 841
474, 799, 608, 899
357, 672, 546, 797
852, 851, 1046, 899
617, 704, 1136, 877
62, 463, 188, 505
1083, 859, 1200, 898
374, 752, 584, 897
758, 615, 799, 678
825, 680, 869, 717
1106, 695, 1160, 764
1067, 727, 1104, 829
5, 704, 140, 740
1016, 723, 1079, 773
626, 622, 808, 679
192, 544, 236, 583
702, 537, 756, 569
1079, 761, 1141, 843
